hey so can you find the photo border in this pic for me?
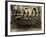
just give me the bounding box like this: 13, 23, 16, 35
5, 1, 45, 36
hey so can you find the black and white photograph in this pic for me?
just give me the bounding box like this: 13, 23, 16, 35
5, 1, 45, 36
10, 5, 41, 32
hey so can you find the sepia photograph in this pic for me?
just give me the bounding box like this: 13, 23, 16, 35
5, 1, 45, 36
10, 5, 41, 32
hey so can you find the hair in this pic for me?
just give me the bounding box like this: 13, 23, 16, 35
32, 8, 37, 16
33, 8, 36, 13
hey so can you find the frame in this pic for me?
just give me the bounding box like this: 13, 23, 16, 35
5, 1, 45, 36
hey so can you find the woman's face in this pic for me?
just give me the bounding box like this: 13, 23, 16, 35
33, 10, 35, 13
32, 10, 36, 16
